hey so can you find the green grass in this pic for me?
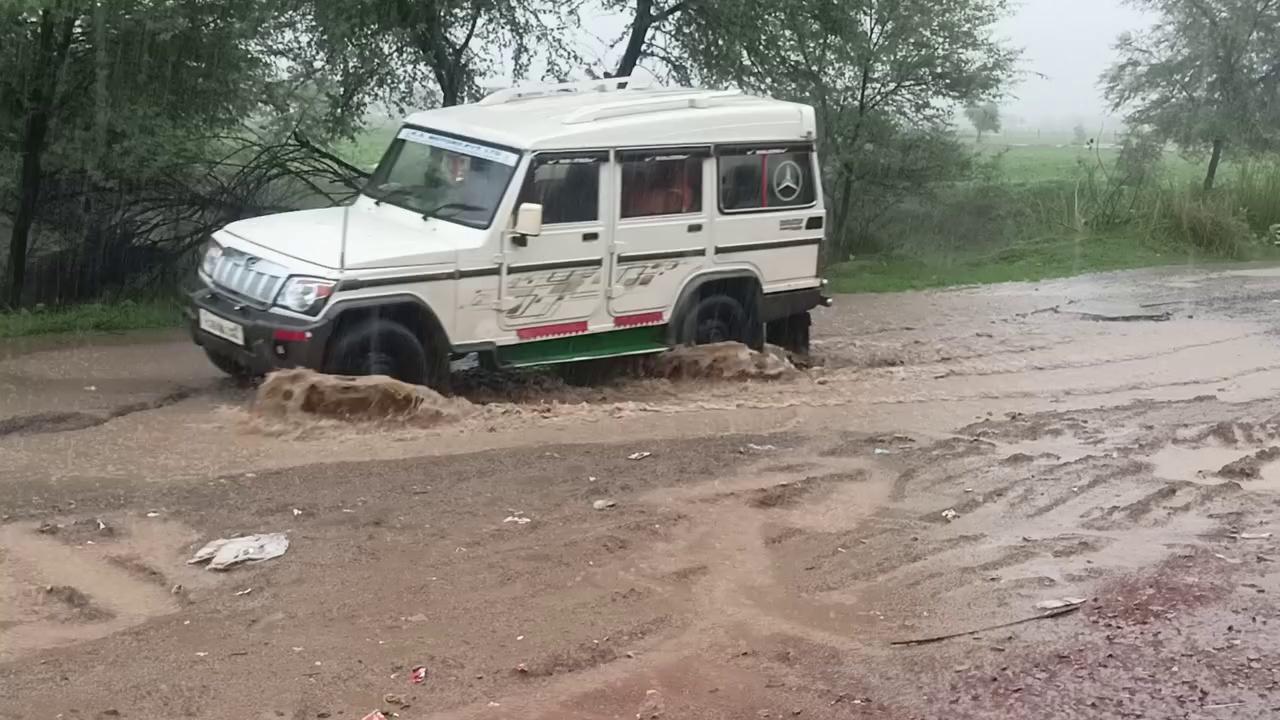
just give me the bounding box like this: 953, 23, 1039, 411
983, 144, 1117, 184
979, 142, 1205, 186
826, 140, 1261, 294
334, 123, 399, 173
0, 299, 182, 339
826, 232, 1242, 294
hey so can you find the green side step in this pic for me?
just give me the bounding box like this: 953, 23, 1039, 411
497, 326, 668, 368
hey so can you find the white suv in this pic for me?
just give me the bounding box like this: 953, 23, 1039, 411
187, 78, 830, 389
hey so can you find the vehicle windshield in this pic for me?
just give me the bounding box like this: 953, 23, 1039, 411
364, 127, 520, 228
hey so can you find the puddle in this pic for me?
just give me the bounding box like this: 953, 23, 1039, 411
0, 517, 209, 661
993, 437, 1104, 464
1145, 445, 1280, 490
1223, 267, 1280, 279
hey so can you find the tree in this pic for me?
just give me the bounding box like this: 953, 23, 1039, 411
1103, 0, 1280, 191
1, 1, 271, 307
0, 0, 589, 307
1, 6, 76, 307
604, 0, 698, 79
290, 0, 581, 114
965, 101, 1001, 142
674, 0, 1017, 254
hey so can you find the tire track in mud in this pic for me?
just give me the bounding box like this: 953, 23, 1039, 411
675, 403, 1280, 662
0, 519, 206, 661
0, 385, 209, 438
924, 329, 1270, 378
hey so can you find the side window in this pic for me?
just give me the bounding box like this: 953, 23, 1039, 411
620, 153, 704, 219
518, 154, 602, 224
718, 147, 816, 212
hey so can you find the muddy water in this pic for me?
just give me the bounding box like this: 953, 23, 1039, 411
7, 264, 1280, 485
1145, 444, 1280, 489
0, 329, 218, 421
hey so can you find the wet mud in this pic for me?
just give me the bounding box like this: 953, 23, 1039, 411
7, 265, 1280, 717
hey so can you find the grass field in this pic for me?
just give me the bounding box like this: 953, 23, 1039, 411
827, 233, 1212, 294
0, 299, 182, 338
979, 140, 1206, 186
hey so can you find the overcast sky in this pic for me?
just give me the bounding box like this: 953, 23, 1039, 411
560, 1, 1155, 132
998, 0, 1152, 128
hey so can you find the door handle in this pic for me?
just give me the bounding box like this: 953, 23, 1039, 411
687, 223, 703, 233
582, 232, 600, 241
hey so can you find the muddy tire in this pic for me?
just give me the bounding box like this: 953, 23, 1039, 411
680, 293, 753, 346
767, 311, 811, 355
325, 319, 433, 387
204, 348, 257, 382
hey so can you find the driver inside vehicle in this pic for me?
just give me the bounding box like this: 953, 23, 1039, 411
367, 135, 517, 227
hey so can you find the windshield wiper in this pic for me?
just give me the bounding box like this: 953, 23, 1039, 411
422, 202, 484, 221
372, 185, 416, 206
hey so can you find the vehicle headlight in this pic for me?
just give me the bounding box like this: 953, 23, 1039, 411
276, 277, 336, 315
200, 241, 223, 278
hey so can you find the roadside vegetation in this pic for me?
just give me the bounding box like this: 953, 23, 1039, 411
2, 0, 1279, 334
832, 0, 1280, 294
829, 138, 1280, 293
0, 298, 179, 338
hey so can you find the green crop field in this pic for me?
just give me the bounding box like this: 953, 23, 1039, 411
977, 139, 1205, 186
823, 131, 1273, 294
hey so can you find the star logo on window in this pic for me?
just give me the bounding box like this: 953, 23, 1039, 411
772, 160, 804, 202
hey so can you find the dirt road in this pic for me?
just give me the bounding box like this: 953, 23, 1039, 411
6, 265, 1280, 718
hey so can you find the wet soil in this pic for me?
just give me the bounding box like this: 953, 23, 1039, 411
7, 264, 1280, 718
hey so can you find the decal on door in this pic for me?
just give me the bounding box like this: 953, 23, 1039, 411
614, 260, 687, 292
467, 267, 604, 322
504, 267, 602, 320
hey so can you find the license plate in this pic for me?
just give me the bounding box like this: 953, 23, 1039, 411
198, 309, 245, 346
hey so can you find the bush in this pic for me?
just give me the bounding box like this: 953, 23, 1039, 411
1232, 162, 1280, 236
1143, 189, 1254, 258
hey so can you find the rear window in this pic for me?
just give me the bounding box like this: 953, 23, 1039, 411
719, 147, 816, 212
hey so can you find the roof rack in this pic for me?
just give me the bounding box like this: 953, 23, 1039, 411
478, 76, 658, 106
561, 90, 744, 125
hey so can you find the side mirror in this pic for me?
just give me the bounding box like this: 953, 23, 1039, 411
514, 202, 543, 238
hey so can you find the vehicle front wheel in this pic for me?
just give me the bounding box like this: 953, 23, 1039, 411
325, 319, 433, 387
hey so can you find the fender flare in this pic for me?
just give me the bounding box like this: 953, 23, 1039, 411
322, 293, 452, 357
665, 268, 764, 346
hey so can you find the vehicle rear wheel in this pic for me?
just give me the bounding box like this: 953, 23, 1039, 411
204, 348, 258, 382
681, 293, 751, 346
325, 319, 433, 387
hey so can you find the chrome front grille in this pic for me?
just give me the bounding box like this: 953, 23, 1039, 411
209, 249, 285, 306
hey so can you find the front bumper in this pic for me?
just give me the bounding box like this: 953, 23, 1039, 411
185, 285, 333, 375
